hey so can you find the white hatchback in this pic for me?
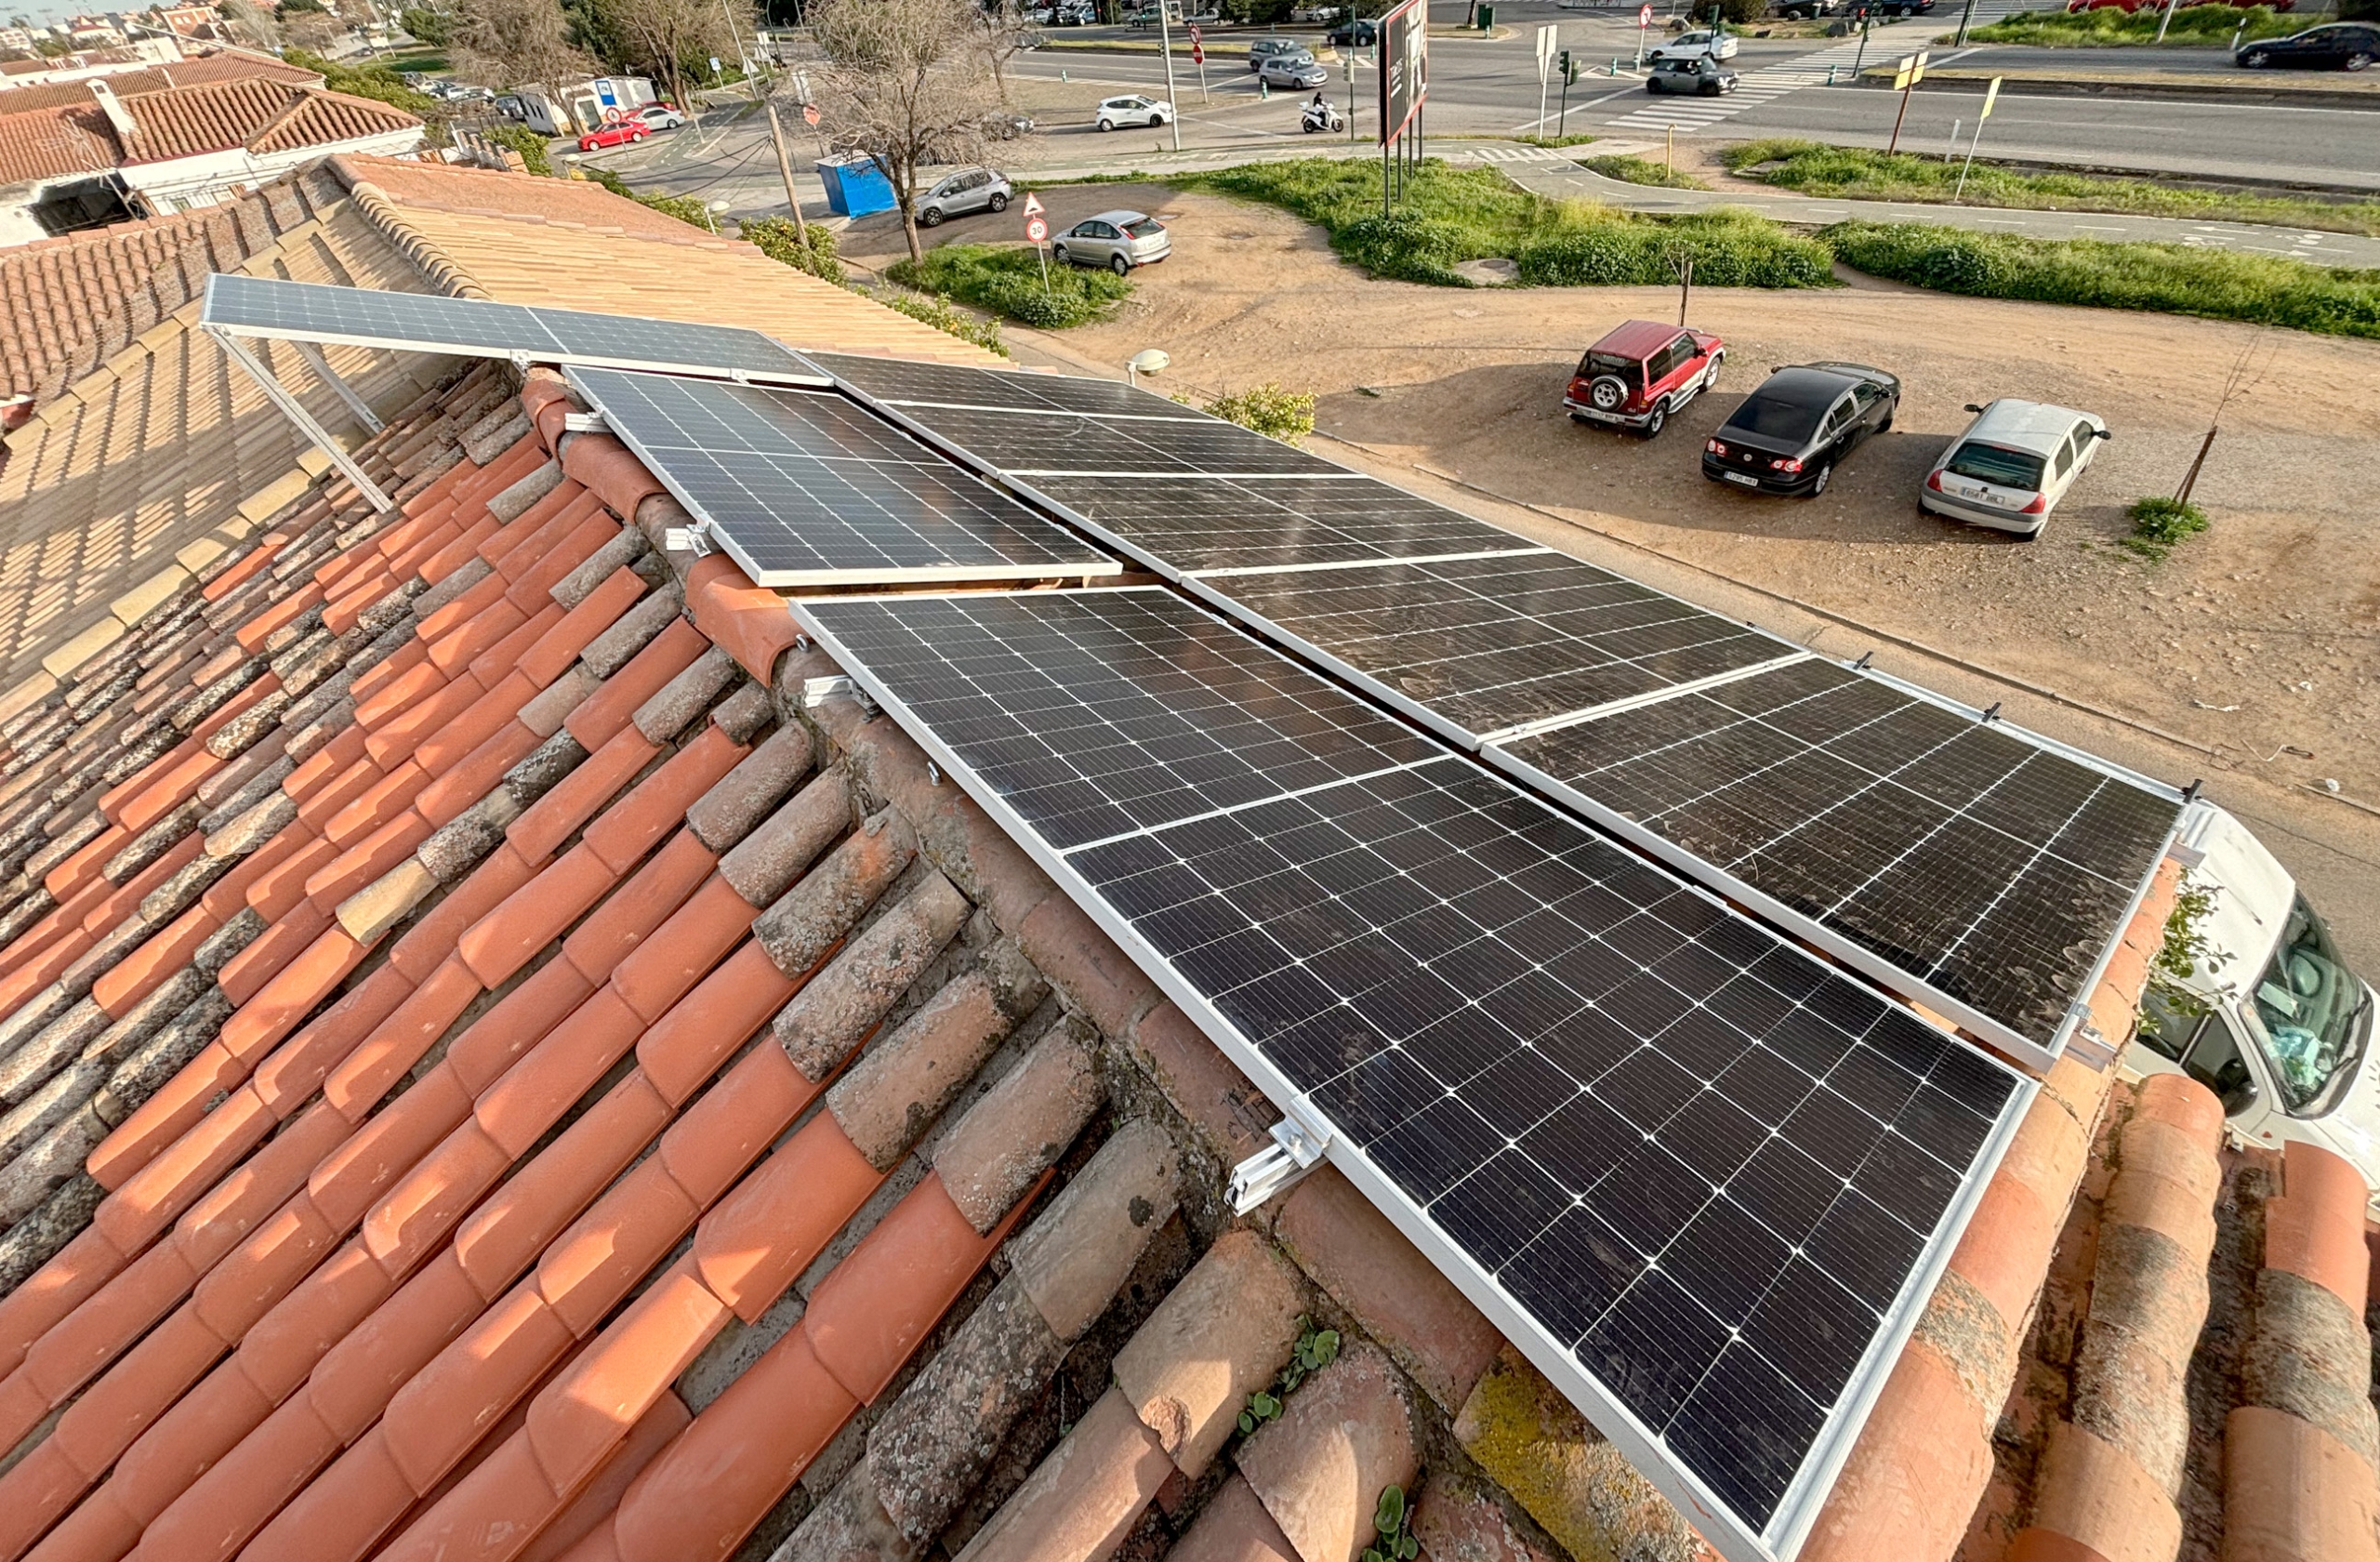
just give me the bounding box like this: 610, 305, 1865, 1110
1095, 95, 1174, 130
1651, 28, 1740, 62
1922, 398, 2109, 537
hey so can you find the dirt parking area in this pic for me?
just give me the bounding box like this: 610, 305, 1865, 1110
848, 181, 2380, 961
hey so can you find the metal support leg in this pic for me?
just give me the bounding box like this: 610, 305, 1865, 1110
1226, 1112, 1330, 1214
289, 340, 383, 435
208, 327, 394, 514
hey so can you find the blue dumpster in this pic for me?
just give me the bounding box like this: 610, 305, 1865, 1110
816, 155, 896, 218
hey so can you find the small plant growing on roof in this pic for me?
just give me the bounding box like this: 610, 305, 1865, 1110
1200, 383, 1317, 447
1236, 1317, 1339, 1435
2144, 873, 2226, 1022
2120, 496, 2210, 563
1363, 1484, 1419, 1562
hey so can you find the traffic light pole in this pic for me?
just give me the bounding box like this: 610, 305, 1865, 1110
1954, 0, 1978, 46
1157, 1, 1183, 150
1558, 54, 1572, 135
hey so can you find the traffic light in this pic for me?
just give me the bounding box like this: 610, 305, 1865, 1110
1559, 48, 1578, 83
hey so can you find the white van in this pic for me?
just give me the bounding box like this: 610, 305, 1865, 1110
2128, 803, 2378, 1207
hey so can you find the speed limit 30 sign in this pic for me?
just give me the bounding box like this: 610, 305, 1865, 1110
1025, 215, 1049, 243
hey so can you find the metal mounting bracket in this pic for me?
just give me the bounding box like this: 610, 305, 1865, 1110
289, 341, 382, 434
802, 674, 876, 716
207, 326, 394, 514
662, 525, 713, 559
1227, 1111, 1332, 1215
562, 411, 608, 433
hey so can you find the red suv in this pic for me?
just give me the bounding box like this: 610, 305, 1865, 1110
1566, 320, 1726, 439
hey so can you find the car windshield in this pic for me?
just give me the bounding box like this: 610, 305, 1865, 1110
1724, 393, 1824, 443
2251, 894, 2373, 1110
1123, 218, 1166, 238
1944, 441, 2047, 489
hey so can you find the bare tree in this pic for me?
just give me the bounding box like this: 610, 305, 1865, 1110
220, 0, 279, 49
594, 0, 753, 115
450, 0, 594, 93
809, 0, 1000, 263
977, 0, 1033, 99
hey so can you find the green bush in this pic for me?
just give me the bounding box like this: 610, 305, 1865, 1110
1969, 3, 2296, 44
2122, 496, 2210, 561
399, 6, 449, 45
1824, 221, 2380, 338
634, 192, 716, 230
1200, 384, 1316, 444
284, 48, 445, 121
1725, 137, 2380, 236
480, 123, 554, 178
866, 288, 1008, 356
886, 243, 1133, 328
1579, 154, 1709, 192
742, 217, 847, 285
1175, 158, 1834, 292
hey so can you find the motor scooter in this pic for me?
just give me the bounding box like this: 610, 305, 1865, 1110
1300, 99, 1344, 134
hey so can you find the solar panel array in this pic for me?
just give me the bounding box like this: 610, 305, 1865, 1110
564, 367, 1116, 588
796, 589, 2031, 1562
1490, 659, 2180, 1054
204, 274, 821, 384
798, 350, 2183, 1063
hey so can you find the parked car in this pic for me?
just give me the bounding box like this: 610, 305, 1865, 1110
1774, 0, 1840, 18
1920, 398, 2108, 536
1248, 37, 1316, 70
1095, 94, 1174, 129
1702, 363, 1899, 496
1326, 18, 1380, 46
1650, 28, 1740, 61
983, 110, 1037, 139
2238, 20, 2375, 68
633, 103, 684, 130
2127, 802, 2378, 1204
916, 166, 1013, 227
575, 119, 649, 152
1567, 320, 1726, 438
1871, 0, 1935, 14
1258, 54, 1330, 87
1052, 210, 1170, 274
1647, 56, 1739, 94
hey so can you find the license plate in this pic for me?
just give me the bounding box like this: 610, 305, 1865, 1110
1725, 472, 1760, 488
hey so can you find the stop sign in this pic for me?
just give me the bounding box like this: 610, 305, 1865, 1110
1638, 3, 1652, 22
1192, 43, 1204, 63
1025, 215, 1049, 243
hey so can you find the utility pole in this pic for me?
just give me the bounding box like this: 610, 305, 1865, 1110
1953, 0, 1977, 46
765, 99, 808, 240
1157, 0, 1182, 151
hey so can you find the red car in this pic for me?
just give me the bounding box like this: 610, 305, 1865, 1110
576, 119, 650, 152
2065, 0, 2288, 11
1565, 320, 1726, 439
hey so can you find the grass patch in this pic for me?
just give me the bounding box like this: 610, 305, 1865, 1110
1173, 158, 1834, 288
886, 242, 1132, 328
1726, 138, 2380, 235
1824, 221, 2380, 338
2122, 496, 2211, 561
1514, 133, 1600, 148
1580, 154, 1710, 191
1968, 3, 2298, 45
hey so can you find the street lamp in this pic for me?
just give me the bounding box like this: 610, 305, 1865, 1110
1126, 349, 1170, 388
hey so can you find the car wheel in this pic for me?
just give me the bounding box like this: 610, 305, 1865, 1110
1702, 356, 1723, 393
1110, 253, 1131, 276
919, 207, 944, 228
1097, 118, 1114, 131
2241, 47, 2269, 65
1587, 375, 1629, 413
2349, 51, 2375, 70
988, 192, 1010, 212
1877, 407, 1893, 433
1052, 244, 1070, 265
1806, 464, 1832, 497
1641, 403, 1669, 438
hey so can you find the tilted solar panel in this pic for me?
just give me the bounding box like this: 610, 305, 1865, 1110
796, 588, 2030, 1562
564, 367, 1117, 588
1489, 657, 2182, 1065
203, 275, 821, 383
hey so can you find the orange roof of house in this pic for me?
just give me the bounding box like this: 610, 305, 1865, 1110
0, 101, 113, 187
0, 52, 320, 113
0, 77, 416, 185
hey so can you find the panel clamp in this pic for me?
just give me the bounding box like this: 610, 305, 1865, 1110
562, 411, 608, 433
802, 674, 876, 717
662, 525, 714, 559
1227, 1109, 1331, 1215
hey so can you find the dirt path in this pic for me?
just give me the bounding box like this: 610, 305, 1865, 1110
842, 184, 2380, 964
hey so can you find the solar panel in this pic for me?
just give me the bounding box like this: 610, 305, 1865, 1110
203, 275, 822, 384
564, 367, 1117, 588
829, 398, 1351, 478
1488, 658, 2182, 1066
796, 588, 2031, 1562
802, 349, 1210, 417
1192, 551, 1807, 745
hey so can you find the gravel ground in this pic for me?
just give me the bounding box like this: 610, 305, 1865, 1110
840, 183, 2380, 968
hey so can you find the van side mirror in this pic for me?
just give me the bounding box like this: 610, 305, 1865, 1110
1963, 404, 1983, 413
2094, 428, 2112, 440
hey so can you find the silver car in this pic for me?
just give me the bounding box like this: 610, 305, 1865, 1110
1257, 55, 1329, 88
1052, 209, 1171, 275
1922, 398, 2109, 536
916, 166, 1012, 227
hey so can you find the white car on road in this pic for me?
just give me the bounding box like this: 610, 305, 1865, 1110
1922, 398, 2109, 537
1095, 94, 1174, 130
1651, 28, 1740, 62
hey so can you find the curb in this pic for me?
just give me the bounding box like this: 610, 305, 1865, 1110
1854, 69, 2380, 111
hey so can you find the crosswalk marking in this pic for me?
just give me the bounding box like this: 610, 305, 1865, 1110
1603, 36, 1871, 135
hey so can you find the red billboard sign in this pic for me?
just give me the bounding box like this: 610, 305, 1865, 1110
1377, 0, 1429, 145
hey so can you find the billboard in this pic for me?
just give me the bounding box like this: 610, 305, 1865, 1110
1378, 0, 1428, 145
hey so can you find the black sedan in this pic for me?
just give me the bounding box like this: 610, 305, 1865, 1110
1702, 363, 1900, 497
2237, 22, 2378, 71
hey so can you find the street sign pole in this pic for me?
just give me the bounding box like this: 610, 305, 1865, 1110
1953, 75, 2000, 201
1953, 0, 1978, 45
1158, 0, 1183, 151
1189, 22, 1209, 102
1636, 3, 1652, 68
1534, 23, 1555, 134
764, 100, 808, 240
1024, 192, 1051, 291
1886, 49, 1926, 154
1852, 12, 1871, 77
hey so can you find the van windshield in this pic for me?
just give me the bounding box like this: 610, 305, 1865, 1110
1944, 441, 2046, 490
2251, 894, 2373, 1110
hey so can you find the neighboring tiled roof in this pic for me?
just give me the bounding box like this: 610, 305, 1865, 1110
114, 79, 419, 165
0, 53, 322, 113
0, 102, 112, 188
333, 155, 1007, 366
0, 338, 2363, 1562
